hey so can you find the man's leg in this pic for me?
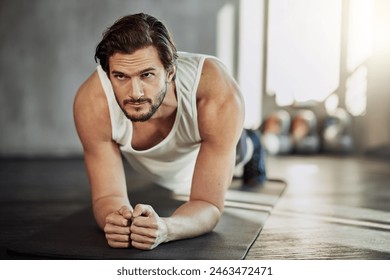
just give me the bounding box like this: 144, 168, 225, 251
235, 129, 267, 186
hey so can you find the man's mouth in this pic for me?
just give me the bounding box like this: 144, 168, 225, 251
124, 99, 148, 106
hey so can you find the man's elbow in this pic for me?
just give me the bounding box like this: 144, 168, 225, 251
207, 202, 223, 230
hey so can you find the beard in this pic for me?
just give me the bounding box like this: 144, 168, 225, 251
120, 83, 167, 122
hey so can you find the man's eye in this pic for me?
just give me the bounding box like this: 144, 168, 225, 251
114, 74, 126, 81
141, 72, 153, 78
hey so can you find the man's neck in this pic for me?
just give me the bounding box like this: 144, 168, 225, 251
130, 82, 178, 150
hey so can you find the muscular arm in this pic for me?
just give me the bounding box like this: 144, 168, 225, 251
168, 58, 244, 236
74, 72, 132, 247
130, 58, 245, 249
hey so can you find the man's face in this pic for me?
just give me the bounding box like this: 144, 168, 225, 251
108, 46, 173, 122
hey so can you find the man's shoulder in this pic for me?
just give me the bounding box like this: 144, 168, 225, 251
76, 70, 104, 98
75, 70, 107, 111
196, 57, 244, 126
74, 70, 112, 141
176, 51, 243, 116
196, 57, 239, 101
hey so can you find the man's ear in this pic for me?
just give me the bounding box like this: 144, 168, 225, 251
167, 66, 176, 82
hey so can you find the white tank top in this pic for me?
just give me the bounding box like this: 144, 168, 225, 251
97, 52, 210, 192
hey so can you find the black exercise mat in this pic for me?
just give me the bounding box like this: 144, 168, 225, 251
7, 180, 286, 260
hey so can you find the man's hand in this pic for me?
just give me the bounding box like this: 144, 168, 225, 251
104, 206, 132, 248
130, 204, 169, 250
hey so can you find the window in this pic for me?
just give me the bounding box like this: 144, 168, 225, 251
266, 0, 342, 107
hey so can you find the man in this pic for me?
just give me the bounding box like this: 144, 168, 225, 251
74, 13, 265, 250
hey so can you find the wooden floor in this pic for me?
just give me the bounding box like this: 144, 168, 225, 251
1, 155, 389, 259
246, 155, 390, 259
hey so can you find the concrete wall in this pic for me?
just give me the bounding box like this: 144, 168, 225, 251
0, 0, 236, 157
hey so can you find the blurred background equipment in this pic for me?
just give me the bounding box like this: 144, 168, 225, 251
323, 108, 354, 153
262, 110, 293, 155
291, 110, 320, 154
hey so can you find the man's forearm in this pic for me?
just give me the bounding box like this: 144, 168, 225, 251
163, 200, 222, 242
92, 195, 132, 229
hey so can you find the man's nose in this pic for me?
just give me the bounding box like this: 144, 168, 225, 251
128, 79, 143, 100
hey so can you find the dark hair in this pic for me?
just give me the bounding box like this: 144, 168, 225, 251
95, 13, 178, 76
